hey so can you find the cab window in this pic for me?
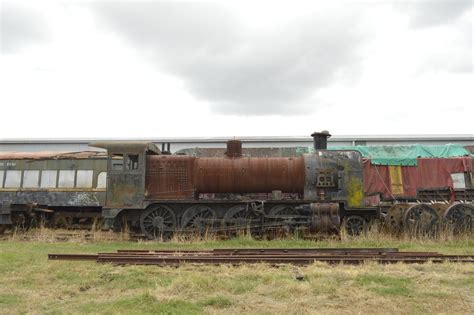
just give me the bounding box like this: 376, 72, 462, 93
111, 154, 124, 171
126, 154, 139, 170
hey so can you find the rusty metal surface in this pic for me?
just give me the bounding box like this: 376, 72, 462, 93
48, 248, 474, 266
441, 202, 474, 232
303, 150, 364, 207
387, 203, 414, 231
146, 155, 196, 199
117, 248, 400, 254
175, 147, 311, 158
310, 203, 340, 232
195, 156, 305, 194
216, 248, 404, 254
96, 256, 474, 265
107, 174, 144, 207
418, 189, 474, 202
386, 203, 440, 234
145, 155, 305, 198
225, 140, 242, 157
48, 254, 98, 260
403, 204, 439, 233
106, 152, 147, 208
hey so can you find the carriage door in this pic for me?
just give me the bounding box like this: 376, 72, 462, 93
106, 151, 146, 208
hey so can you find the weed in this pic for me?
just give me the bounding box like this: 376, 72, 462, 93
200, 296, 233, 308
0, 236, 472, 314
356, 274, 413, 296
0, 293, 20, 306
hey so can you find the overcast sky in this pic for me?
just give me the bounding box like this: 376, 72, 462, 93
0, 0, 472, 138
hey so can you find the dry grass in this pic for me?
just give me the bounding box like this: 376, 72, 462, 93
0, 229, 473, 314
2, 227, 132, 243
3, 218, 472, 244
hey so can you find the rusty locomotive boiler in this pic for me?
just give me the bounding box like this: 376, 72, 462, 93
0, 131, 472, 239
87, 131, 369, 238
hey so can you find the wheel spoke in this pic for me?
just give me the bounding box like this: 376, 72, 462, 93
404, 204, 439, 235
224, 205, 260, 233
140, 205, 176, 240
181, 205, 216, 233
444, 204, 474, 233
343, 216, 366, 236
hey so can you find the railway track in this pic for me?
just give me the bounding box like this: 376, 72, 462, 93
48, 248, 474, 266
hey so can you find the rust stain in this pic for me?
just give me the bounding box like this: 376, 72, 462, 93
144, 155, 305, 199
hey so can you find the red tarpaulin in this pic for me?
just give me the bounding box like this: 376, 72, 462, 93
362, 157, 472, 203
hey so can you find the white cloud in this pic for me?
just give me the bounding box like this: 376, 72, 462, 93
90, 2, 369, 115
0, 1, 51, 53
0, 1, 472, 138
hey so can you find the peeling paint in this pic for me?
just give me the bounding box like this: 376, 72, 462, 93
347, 177, 364, 207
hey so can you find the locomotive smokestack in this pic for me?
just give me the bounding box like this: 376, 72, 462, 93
225, 140, 242, 157
311, 130, 331, 150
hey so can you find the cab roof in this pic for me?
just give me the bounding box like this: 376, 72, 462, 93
89, 141, 161, 155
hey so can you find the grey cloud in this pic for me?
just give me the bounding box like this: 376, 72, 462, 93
390, 0, 472, 74
1, 2, 50, 53
397, 0, 472, 28
91, 3, 366, 115
419, 19, 472, 74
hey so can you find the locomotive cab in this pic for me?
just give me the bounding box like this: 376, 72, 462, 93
90, 141, 161, 209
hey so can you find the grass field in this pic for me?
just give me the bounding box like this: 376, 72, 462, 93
0, 231, 473, 314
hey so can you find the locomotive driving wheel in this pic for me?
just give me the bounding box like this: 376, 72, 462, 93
443, 203, 473, 233
404, 204, 439, 236
140, 205, 176, 240
181, 205, 217, 235
223, 205, 260, 235
267, 205, 299, 234
342, 215, 367, 236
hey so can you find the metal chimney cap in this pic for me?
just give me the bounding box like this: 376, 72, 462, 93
311, 130, 331, 138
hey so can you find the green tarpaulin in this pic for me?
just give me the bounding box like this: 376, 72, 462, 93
326, 144, 471, 166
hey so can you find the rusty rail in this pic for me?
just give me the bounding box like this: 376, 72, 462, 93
115, 248, 400, 256
48, 248, 474, 266
48, 254, 98, 261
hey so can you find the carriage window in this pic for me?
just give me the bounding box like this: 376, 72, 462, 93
76, 170, 93, 188
41, 170, 57, 188
0, 171, 4, 188
40, 170, 58, 188
4, 170, 22, 188
23, 170, 40, 188
111, 154, 124, 171
58, 170, 75, 188
126, 154, 139, 170
451, 173, 466, 189
97, 172, 107, 188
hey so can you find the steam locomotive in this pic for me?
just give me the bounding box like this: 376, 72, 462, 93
0, 131, 472, 239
